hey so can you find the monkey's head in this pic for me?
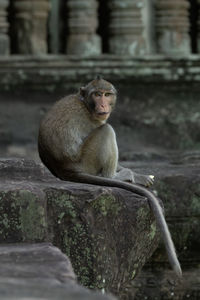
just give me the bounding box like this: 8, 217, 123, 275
80, 76, 117, 122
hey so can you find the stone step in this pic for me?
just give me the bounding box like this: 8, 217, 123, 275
0, 243, 115, 300
0, 159, 159, 299
0, 158, 199, 299
122, 159, 200, 300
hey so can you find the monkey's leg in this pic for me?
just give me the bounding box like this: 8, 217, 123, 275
80, 124, 118, 178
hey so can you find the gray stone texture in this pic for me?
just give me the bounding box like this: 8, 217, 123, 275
7, 0, 194, 56
1, 56, 200, 159
128, 158, 200, 300
108, 0, 147, 55
13, 0, 50, 54
0, 157, 200, 299
66, 0, 101, 55
198, 0, 200, 53
0, 243, 116, 300
0, 0, 9, 55
0, 159, 159, 299
155, 0, 191, 55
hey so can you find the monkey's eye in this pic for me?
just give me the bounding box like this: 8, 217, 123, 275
105, 92, 113, 97
94, 91, 102, 97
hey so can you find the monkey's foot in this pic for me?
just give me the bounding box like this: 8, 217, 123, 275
134, 173, 155, 187
115, 168, 155, 187
114, 167, 135, 183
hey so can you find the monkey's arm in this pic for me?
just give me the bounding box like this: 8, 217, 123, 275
115, 164, 154, 187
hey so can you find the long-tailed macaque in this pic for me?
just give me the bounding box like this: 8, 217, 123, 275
38, 76, 182, 277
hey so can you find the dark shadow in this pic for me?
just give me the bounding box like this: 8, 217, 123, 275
97, 0, 110, 53
189, 0, 198, 53
47, 0, 68, 53
8, 0, 17, 54
59, 0, 68, 53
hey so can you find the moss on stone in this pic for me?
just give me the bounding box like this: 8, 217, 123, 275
17, 190, 47, 241
46, 190, 96, 287
149, 223, 157, 240
0, 191, 20, 240
0, 189, 47, 242
48, 192, 77, 219
137, 207, 149, 219
131, 270, 136, 280
191, 195, 200, 215
91, 194, 122, 217
63, 221, 94, 287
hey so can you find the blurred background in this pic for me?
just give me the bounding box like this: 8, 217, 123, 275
0, 0, 200, 161
0, 0, 200, 299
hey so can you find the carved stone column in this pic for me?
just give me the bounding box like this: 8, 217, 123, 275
0, 0, 9, 55
14, 0, 50, 54
197, 0, 200, 53
155, 0, 190, 55
66, 0, 101, 56
108, 0, 147, 56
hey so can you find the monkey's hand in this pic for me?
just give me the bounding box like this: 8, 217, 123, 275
114, 168, 154, 187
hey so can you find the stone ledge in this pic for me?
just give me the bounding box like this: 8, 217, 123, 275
0, 243, 115, 300
1, 55, 200, 92
122, 158, 200, 300
0, 159, 159, 299
1, 157, 200, 299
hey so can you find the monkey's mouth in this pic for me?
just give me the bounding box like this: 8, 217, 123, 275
97, 112, 109, 116
94, 112, 110, 121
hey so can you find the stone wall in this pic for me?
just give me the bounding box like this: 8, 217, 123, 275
0, 0, 198, 156
1, 55, 200, 160
1, 0, 200, 55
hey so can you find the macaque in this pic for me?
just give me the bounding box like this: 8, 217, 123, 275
38, 76, 182, 277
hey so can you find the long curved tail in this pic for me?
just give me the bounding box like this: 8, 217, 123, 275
70, 172, 182, 277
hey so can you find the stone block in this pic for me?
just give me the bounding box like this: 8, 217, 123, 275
0, 158, 159, 299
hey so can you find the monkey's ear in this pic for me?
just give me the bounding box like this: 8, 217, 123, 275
80, 87, 86, 97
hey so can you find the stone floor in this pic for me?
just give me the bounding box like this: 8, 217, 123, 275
0, 243, 115, 300
0, 153, 200, 299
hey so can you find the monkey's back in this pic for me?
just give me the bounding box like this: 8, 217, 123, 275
38, 94, 99, 174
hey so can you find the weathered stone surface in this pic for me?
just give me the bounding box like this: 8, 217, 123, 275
113, 83, 200, 152
1, 56, 200, 88
0, 243, 115, 300
3, 0, 195, 56
155, 0, 191, 55
0, 0, 9, 55
198, 0, 200, 53
121, 158, 200, 299
0, 159, 159, 299
13, 0, 50, 54
66, 0, 101, 56
0, 157, 199, 299
133, 267, 200, 300
48, 0, 63, 54
1, 60, 200, 159
108, 0, 147, 55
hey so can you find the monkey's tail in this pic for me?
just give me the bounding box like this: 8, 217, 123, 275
72, 172, 182, 278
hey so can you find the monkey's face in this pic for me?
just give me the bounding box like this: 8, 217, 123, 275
90, 89, 116, 122
80, 78, 117, 122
